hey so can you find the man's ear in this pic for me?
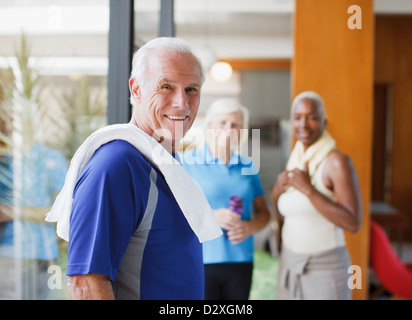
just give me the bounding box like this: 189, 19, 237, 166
129, 78, 141, 102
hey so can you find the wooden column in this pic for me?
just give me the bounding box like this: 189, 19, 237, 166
292, 0, 374, 299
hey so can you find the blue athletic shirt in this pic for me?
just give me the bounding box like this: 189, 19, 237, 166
181, 144, 264, 264
67, 140, 204, 300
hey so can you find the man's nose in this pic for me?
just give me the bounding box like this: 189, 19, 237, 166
172, 89, 189, 108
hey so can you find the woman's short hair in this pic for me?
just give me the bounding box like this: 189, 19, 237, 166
204, 98, 250, 145
291, 91, 326, 121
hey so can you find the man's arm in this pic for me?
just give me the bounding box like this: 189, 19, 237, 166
67, 273, 115, 300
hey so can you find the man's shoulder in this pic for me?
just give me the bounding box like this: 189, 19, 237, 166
97, 139, 144, 160
74, 139, 154, 200
89, 140, 152, 175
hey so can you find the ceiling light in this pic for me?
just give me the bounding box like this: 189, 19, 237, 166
210, 61, 233, 82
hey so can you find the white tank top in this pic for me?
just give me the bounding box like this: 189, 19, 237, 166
277, 158, 345, 254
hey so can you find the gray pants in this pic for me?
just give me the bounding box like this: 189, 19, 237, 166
276, 246, 352, 300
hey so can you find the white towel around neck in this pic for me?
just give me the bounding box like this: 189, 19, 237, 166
286, 131, 336, 189
45, 123, 222, 243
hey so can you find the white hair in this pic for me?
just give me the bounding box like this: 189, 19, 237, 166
204, 98, 250, 145
130, 37, 204, 87
291, 91, 326, 121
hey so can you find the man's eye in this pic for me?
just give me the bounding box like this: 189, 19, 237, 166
186, 87, 199, 94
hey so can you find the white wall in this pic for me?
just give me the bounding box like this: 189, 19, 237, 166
241, 70, 292, 198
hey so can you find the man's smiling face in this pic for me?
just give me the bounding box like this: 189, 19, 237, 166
129, 49, 202, 152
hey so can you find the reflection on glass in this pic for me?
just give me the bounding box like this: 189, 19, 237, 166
0, 1, 108, 300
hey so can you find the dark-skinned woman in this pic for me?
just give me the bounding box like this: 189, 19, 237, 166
272, 91, 362, 300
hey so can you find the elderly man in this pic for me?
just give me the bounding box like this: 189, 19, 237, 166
47, 37, 221, 300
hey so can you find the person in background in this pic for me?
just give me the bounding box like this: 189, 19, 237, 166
47, 37, 221, 300
0, 109, 68, 300
272, 91, 362, 300
181, 98, 270, 300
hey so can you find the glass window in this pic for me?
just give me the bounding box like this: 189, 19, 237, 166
0, 0, 293, 300
0, 0, 109, 300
